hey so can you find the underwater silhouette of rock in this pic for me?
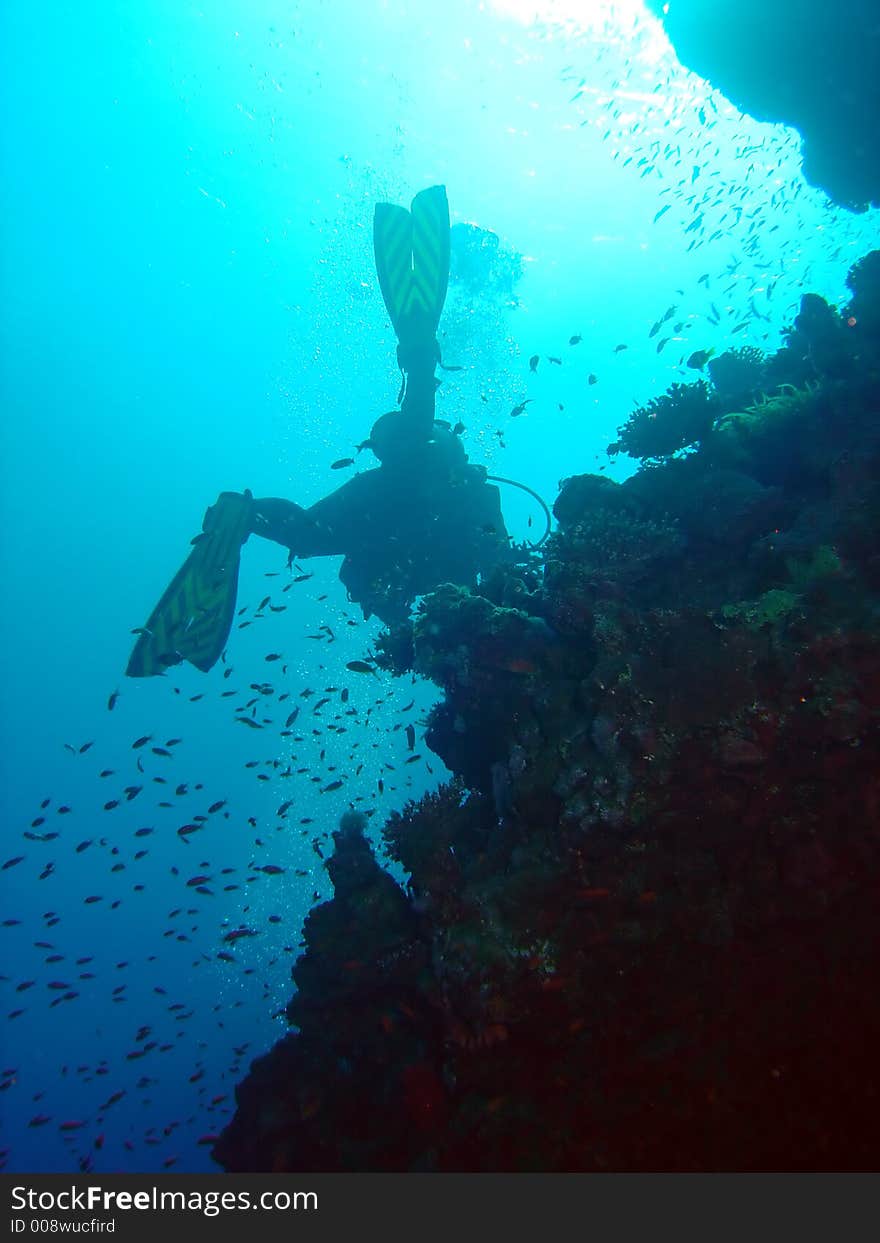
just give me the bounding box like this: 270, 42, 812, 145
645, 0, 880, 211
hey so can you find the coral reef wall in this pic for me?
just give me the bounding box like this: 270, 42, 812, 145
214, 259, 880, 1171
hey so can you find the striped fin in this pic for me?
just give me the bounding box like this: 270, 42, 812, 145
373, 186, 449, 349
373, 203, 413, 339
126, 492, 252, 677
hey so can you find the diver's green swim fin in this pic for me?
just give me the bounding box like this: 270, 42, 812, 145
373, 185, 450, 352
126, 491, 253, 678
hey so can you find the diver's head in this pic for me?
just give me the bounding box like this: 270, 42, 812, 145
368, 410, 467, 472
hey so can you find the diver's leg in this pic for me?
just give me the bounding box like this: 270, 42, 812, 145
252, 473, 386, 559
250, 496, 348, 558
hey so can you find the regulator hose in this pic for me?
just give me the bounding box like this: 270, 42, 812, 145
486, 475, 552, 548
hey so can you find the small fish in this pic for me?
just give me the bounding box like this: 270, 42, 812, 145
107, 690, 120, 712
131, 735, 152, 750
509, 399, 533, 418
652, 204, 671, 224
569, 334, 582, 345
588, 374, 598, 385
687, 348, 715, 370
330, 458, 354, 470
346, 660, 376, 675
656, 337, 670, 354
452, 422, 466, 435
613, 343, 627, 353
264, 653, 282, 663
528, 354, 539, 372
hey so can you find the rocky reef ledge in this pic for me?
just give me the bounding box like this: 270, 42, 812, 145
645, 0, 880, 212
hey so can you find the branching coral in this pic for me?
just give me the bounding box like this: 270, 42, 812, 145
373, 622, 416, 676
608, 381, 718, 462
707, 346, 766, 404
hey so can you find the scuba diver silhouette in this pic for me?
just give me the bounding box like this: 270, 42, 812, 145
127, 186, 544, 678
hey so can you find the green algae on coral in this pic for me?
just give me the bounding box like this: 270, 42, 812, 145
720, 588, 802, 630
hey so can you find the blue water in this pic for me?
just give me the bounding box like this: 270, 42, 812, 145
1, 0, 877, 1173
